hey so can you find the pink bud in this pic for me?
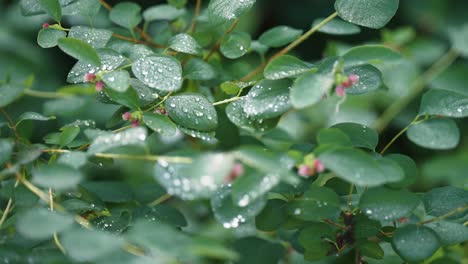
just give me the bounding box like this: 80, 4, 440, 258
342, 79, 353, 88
122, 112, 132, 121
314, 159, 325, 173
154, 108, 167, 115
335, 85, 345, 97
224, 163, 244, 183
348, 74, 360, 84
42, 23, 50, 28
83, 73, 96, 82
95, 81, 104, 92
298, 165, 314, 178
131, 120, 139, 127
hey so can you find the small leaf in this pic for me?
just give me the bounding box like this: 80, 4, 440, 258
165, 93, 218, 131
298, 223, 335, 261
335, 0, 399, 29
359, 187, 420, 221
109, 2, 142, 30
243, 79, 292, 119
290, 71, 334, 108
331, 123, 379, 150
264, 55, 311, 80
419, 89, 468, 118
87, 127, 147, 155
32, 163, 83, 191
143, 4, 186, 22
68, 26, 112, 49
407, 118, 460, 150
37, 28, 66, 48
59, 126, 80, 147
58, 37, 101, 66
392, 225, 440, 262
0, 83, 26, 107
344, 64, 384, 94
314, 17, 361, 35
258, 26, 303, 48
423, 186, 468, 219
16, 208, 74, 240
288, 186, 340, 221
38, 0, 62, 22
208, 0, 256, 24
132, 55, 183, 92
169, 33, 202, 55
102, 70, 130, 92
17, 112, 55, 126
342, 45, 403, 67
184, 59, 217, 80
143, 113, 177, 136
220, 32, 251, 59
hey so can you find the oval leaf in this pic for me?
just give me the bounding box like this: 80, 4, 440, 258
335, 0, 399, 29
132, 55, 183, 92
165, 93, 218, 131
58, 37, 101, 66
407, 118, 460, 150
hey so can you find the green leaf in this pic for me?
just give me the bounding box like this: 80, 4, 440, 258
359, 187, 420, 221
331, 123, 378, 150
133, 205, 187, 227
104, 87, 140, 109
109, 2, 142, 30
211, 185, 266, 228
335, 0, 399, 29
342, 45, 403, 67
226, 98, 279, 134
32, 163, 83, 191
220, 32, 251, 59
234, 237, 285, 264
449, 23, 468, 58
357, 241, 384, 260
344, 64, 384, 94
208, 0, 256, 24
0, 139, 13, 165
426, 220, 468, 246
59, 126, 80, 147
37, 28, 66, 48
319, 148, 404, 187
102, 70, 130, 92
87, 127, 147, 155
288, 186, 340, 221
419, 89, 468, 118
169, 33, 202, 55
264, 55, 311, 80
38, 0, 62, 22
317, 128, 353, 147
392, 225, 440, 262
165, 93, 218, 131
314, 17, 361, 35
58, 37, 101, 66
154, 152, 234, 200
255, 199, 288, 231
61, 0, 101, 17
290, 71, 334, 108
407, 118, 460, 150
243, 79, 292, 119
423, 186, 468, 219
17, 112, 55, 126
184, 59, 217, 81
143, 4, 186, 22
132, 55, 182, 92
168, 0, 187, 9
385, 154, 417, 188
81, 181, 133, 203
191, 237, 239, 261
143, 112, 177, 136
258, 26, 303, 48
16, 208, 74, 240
298, 223, 335, 261
178, 126, 218, 143
69, 26, 112, 49
62, 228, 124, 262
0, 83, 26, 107
232, 171, 280, 207
57, 151, 88, 169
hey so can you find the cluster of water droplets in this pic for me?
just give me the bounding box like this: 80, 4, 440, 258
165, 95, 218, 131
226, 98, 273, 133
64, 119, 96, 129
235, 173, 280, 208
209, 0, 256, 21
243, 80, 292, 119
265, 60, 310, 80
169, 33, 202, 55
87, 127, 147, 154
132, 56, 182, 92
69, 26, 112, 49
178, 126, 218, 143
67, 50, 126, 84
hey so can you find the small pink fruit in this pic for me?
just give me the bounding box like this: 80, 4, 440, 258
298, 164, 314, 178
224, 163, 244, 183
335, 85, 345, 97
314, 159, 325, 173
83, 73, 96, 82
95, 81, 104, 92
154, 108, 167, 115
42, 23, 50, 28
122, 112, 132, 121
131, 120, 139, 127
342, 78, 353, 88
348, 74, 360, 84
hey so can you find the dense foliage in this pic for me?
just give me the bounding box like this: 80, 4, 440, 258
0, 0, 467, 263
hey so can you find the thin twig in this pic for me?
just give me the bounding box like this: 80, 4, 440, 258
417, 205, 468, 226
0, 199, 13, 227
0, 108, 20, 139
204, 19, 239, 61
49, 188, 67, 254
190, 0, 202, 33
148, 193, 172, 207
322, 219, 346, 230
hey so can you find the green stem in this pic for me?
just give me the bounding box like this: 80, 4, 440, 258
379, 115, 427, 155
213, 96, 242, 106
417, 205, 468, 226
144, 91, 173, 112
373, 49, 459, 133
204, 19, 239, 61
148, 193, 172, 207
24, 89, 74, 99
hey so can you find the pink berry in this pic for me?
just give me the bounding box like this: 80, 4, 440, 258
95, 81, 104, 91
314, 159, 325, 173
131, 120, 139, 127
122, 112, 132, 121
342, 79, 353, 88
42, 23, 50, 28
224, 163, 244, 183
83, 73, 96, 82
154, 108, 167, 115
348, 74, 360, 84
298, 164, 314, 178
335, 85, 346, 97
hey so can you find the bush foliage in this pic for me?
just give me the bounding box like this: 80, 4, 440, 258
0, 0, 467, 263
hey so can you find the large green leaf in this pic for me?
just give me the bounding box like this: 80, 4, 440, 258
290, 71, 334, 109
258, 26, 303, 48
243, 79, 292, 119
68, 26, 112, 49
132, 55, 183, 92
38, 0, 62, 22
392, 225, 440, 262
32, 163, 83, 191
359, 187, 420, 221
143, 112, 177, 136
419, 89, 468, 118
423, 186, 468, 219
225, 98, 279, 134
314, 17, 360, 35
407, 118, 460, 150
426, 220, 468, 246
165, 93, 218, 131
169, 33, 202, 55
331, 123, 378, 150
102, 70, 130, 92
37, 28, 66, 48
58, 37, 101, 66
184, 59, 217, 80
288, 186, 340, 221
87, 127, 148, 155
264, 55, 311, 80
109, 2, 142, 30
16, 208, 74, 240
335, 0, 399, 29
344, 64, 384, 94
208, 0, 256, 24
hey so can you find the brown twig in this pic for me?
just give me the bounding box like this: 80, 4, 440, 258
0, 108, 20, 139
204, 19, 239, 61
190, 0, 202, 33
